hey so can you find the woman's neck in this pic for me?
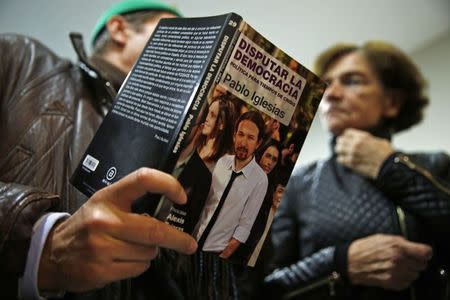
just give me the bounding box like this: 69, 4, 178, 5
199, 138, 216, 160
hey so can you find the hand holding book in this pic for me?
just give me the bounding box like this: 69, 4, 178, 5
39, 168, 197, 292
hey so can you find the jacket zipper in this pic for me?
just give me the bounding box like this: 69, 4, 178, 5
396, 206, 416, 300
283, 271, 340, 299
394, 154, 450, 196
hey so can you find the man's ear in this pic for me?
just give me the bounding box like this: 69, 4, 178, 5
105, 15, 130, 47
383, 89, 404, 118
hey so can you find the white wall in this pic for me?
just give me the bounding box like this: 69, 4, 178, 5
398, 31, 450, 152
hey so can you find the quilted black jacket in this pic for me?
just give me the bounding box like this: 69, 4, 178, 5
265, 140, 450, 300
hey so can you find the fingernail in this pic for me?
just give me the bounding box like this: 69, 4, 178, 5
189, 239, 198, 254
179, 189, 187, 204
427, 249, 433, 260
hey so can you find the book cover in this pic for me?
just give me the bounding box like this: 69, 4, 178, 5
71, 13, 326, 266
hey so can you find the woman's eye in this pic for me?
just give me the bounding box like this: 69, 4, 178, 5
342, 75, 364, 86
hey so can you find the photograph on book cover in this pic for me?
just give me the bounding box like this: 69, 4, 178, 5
163, 24, 325, 267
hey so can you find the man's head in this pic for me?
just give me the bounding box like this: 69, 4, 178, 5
272, 184, 285, 209
211, 84, 228, 100
233, 111, 265, 163
264, 118, 279, 136
91, 0, 181, 73
271, 167, 290, 209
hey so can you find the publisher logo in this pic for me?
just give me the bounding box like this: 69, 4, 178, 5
228, 20, 237, 27
106, 167, 117, 181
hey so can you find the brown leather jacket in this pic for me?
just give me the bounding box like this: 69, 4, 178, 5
0, 33, 127, 299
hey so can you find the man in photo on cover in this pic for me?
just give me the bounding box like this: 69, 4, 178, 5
193, 110, 268, 259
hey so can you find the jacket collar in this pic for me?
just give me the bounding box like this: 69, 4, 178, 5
330, 124, 393, 156
89, 55, 126, 92
69, 32, 126, 116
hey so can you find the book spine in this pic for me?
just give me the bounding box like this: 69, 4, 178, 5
164, 13, 243, 171
214, 17, 244, 87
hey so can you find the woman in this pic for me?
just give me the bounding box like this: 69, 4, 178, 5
265, 41, 450, 299
258, 139, 282, 175
196, 94, 237, 171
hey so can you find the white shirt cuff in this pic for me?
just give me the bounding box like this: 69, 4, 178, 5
19, 212, 70, 300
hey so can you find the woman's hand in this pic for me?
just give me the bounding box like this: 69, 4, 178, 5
335, 128, 395, 178
347, 234, 432, 290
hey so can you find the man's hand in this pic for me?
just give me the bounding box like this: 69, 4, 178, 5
38, 168, 197, 292
335, 128, 395, 178
219, 238, 241, 259
348, 234, 432, 291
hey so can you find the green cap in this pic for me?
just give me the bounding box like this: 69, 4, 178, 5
91, 0, 182, 46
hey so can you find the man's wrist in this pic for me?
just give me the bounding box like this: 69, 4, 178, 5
38, 220, 65, 292
19, 212, 70, 300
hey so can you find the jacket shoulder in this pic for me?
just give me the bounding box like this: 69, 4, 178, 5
282, 160, 324, 205
289, 160, 322, 185
408, 151, 450, 176
1, 34, 59, 58
0, 34, 75, 107
0, 33, 72, 75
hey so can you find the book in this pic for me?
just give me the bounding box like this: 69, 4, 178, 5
71, 12, 326, 266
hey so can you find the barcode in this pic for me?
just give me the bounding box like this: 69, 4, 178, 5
82, 155, 99, 171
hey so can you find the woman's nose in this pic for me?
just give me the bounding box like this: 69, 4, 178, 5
324, 80, 344, 102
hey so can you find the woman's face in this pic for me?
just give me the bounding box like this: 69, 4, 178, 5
202, 100, 220, 136
272, 184, 285, 209
259, 145, 279, 174
319, 52, 400, 136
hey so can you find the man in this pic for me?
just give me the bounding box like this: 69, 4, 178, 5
194, 110, 268, 259
231, 139, 282, 265
264, 118, 282, 142
0, 1, 197, 299
180, 111, 267, 299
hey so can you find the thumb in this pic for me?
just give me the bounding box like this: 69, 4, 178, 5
400, 239, 433, 261
97, 168, 187, 211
